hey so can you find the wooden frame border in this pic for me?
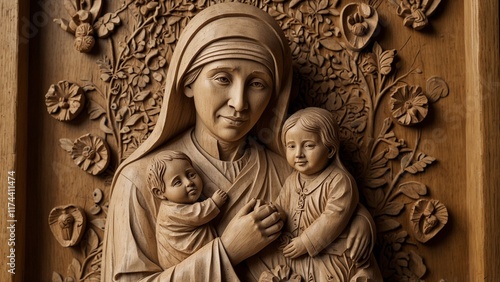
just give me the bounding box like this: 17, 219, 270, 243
0, 0, 28, 281
465, 0, 500, 280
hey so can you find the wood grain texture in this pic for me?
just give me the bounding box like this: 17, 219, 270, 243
0, 0, 28, 281
465, 0, 500, 280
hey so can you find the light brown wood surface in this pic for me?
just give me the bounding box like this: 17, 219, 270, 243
0, 0, 498, 280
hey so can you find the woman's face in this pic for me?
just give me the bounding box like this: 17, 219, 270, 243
184, 59, 273, 143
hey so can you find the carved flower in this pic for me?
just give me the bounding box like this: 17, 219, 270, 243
397, 0, 441, 30
390, 85, 428, 126
410, 199, 448, 243
74, 23, 95, 53
299, 0, 339, 25
71, 134, 110, 175
259, 265, 302, 282
45, 81, 86, 121
128, 63, 150, 88
360, 52, 377, 74
94, 13, 121, 38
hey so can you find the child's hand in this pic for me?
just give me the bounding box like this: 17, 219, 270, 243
283, 237, 307, 259
212, 189, 228, 208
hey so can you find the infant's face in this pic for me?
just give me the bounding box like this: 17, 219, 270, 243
285, 125, 331, 176
162, 159, 203, 204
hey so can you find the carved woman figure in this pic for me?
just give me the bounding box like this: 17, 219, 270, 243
103, 3, 375, 281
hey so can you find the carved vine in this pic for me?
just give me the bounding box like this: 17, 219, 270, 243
50, 0, 449, 281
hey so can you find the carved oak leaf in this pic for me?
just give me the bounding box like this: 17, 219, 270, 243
411, 199, 448, 243
45, 81, 86, 121
71, 134, 110, 175
390, 85, 428, 126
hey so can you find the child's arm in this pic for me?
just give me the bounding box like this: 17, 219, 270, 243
168, 198, 223, 227
299, 172, 359, 257
211, 189, 228, 208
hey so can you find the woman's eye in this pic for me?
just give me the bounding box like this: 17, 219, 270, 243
213, 75, 230, 84
249, 80, 266, 89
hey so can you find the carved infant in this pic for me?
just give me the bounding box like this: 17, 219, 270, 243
147, 150, 228, 269
270, 107, 381, 281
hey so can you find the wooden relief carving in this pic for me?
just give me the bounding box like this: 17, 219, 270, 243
410, 199, 448, 243
48, 205, 86, 247
389, 0, 442, 30
48, 1, 449, 281
59, 134, 110, 175
45, 80, 86, 121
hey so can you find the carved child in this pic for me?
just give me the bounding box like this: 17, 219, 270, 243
147, 150, 228, 269
274, 107, 378, 281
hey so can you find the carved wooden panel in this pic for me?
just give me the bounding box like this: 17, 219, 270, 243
3, 0, 495, 281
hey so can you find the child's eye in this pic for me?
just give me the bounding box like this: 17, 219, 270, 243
287, 144, 295, 149
172, 179, 182, 187
305, 143, 315, 149
188, 172, 197, 179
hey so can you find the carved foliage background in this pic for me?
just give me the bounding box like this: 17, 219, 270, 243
49, 0, 449, 281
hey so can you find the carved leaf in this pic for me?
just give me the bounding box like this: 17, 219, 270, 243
373, 42, 396, 75
400, 153, 412, 170
380, 202, 405, 216
408, 250, 427, 278
97, 56, 113, 82
405, 153, 436, 174
60, 138, 74, 153
52, 272, 64, 282
320, 38, 343, 51
91, 218, 106, 231
81, 228, 99, 256
376, 217, 401, 232
88, 100, 106, 120
364, 188, 384, 209
398, 181, 427, 199
66, 258, 81, 281
124, 113, 145, 127
133, 90, 151, 102
426, 76, 449, 103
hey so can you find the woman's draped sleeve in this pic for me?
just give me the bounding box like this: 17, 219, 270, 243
102, 163, 239, 281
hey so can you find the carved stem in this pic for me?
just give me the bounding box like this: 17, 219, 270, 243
381, 129, 421, 210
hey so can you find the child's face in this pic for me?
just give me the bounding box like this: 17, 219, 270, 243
162, 159, 203, 204
285, 125, 331, 175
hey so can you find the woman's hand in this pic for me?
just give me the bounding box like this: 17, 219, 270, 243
346, 214, 371, 263
283, 237, 307, 259
220, 198, 283, 265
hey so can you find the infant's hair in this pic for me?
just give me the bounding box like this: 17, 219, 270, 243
281, 107, 340, 156
147, 150, 192, 199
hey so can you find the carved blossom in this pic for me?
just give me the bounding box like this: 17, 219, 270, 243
71, 134, 110, 175
410, 199, 448, 243
396, 0, 442, 30
48, 205, 86, 247
390, 85, 428, 126
341, 3, 378, 51
94, 13, 121, 38
45, 81, 86, 121
259, 265, 302, 282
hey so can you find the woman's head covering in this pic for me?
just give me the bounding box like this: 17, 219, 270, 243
115, 2, 293, 187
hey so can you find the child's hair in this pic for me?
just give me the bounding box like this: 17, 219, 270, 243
147, 150, 192, 199
281, 107, 340, 157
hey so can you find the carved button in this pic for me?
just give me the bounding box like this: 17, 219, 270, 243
93, 188, 103, 203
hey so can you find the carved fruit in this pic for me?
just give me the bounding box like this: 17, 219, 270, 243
341, 3, 378, 51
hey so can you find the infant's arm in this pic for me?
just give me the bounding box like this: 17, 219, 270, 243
211, 189, 228, 208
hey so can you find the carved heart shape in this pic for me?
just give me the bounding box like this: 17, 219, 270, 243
410, 199, 448, 243
48, 205, 86, 247
341, 3, 379, 51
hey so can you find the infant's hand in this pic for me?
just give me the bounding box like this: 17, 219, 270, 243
212, 189, 228, 208
283, 237, 307, 259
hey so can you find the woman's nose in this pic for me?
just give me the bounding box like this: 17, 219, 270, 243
227, 83, 248, 111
